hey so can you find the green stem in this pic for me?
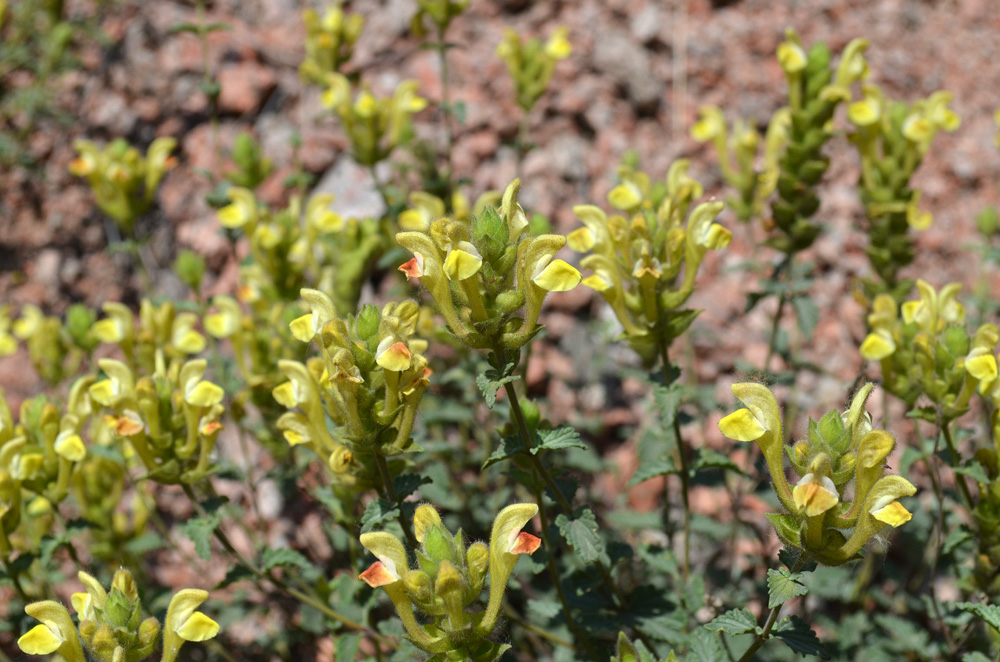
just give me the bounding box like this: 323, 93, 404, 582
659, 336, 691, 585
435, 28, 454, 198
531, 481, 599, 662
497, 348, 661, 659
180, 483, 385, 642
940, 418, 976, 512
373, 452, 419, 550
737, 556, 806, 662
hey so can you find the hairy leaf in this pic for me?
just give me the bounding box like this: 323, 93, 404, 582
360, 498, 400, 532
556, 509, 605, 564
767, 567, 808, 609
704, 608, 760, 636
772, 616, 829, 659
533, 426, 587, 454
476, 362, 520, 408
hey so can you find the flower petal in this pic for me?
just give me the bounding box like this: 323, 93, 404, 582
718, 408, 766, 442
18, 624, 62, 655
176, 612, 220, 642
870, 501, 912, 527
532, 259, 582, 292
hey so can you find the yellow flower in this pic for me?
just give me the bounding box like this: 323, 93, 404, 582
443, 241, 483, 281
792, 473, 839, 517
18, 601, 86, 662
217, 187, 258, 229
161, 589, 220, 662
544, 27, 571, 60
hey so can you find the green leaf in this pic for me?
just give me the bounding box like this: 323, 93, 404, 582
393, 474, 432, 499
628, 457, 677, 486
555, 508, 605, 565
475, 362, 520, 408
335, 633, 361, 661
664, 309, 702, 342
261, 547, 317, 580
954, 461, 991, 485
482, 434, 525, 469
704, 608, 760, 636
181, 510, 223, 560
943, 527, 973, 555
691, 448, 744, 475
653, 383, 683, 430
767, 567, 808, 609
962, 653, 993, 662
533, 427, 587, 454
954, 602, 1000, 633
792, 296, 819, 340
772, 615, 829, 659
688, 628, 725, 662
216, 564, 254, 589
360, 499, 400, 532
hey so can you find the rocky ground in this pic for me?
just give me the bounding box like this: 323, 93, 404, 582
2, 0, 1000, 588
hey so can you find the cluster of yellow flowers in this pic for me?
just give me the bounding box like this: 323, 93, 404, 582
691, 106, 790, 223
567, 160, 730, 363
860, 280, 998, 419
272, 289, 433, 490
397, 179, 581, 351
496, 26, 571, 113
359, 503, 539, 659
18, 569, 218, 662
298, 4, 364, 84
719, 382, 915, 565
68, 138, 177, 234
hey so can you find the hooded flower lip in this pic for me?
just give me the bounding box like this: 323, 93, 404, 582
531, 257, 581, 292
792, 473, 840, 517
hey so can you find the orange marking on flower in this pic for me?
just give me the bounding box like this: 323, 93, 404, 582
399, 257, 422, 279
510, 532, 541, 555
359, 561, 397, 587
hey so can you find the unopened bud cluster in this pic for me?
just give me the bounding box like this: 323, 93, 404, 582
719, 382, 915, 565
769, 29, 868, 254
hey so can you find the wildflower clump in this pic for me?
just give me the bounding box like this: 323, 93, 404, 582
496, 26, 571, 114
719, 382, 916, 565
396, 179, 581, 351
568, 159, 730, 364
321, 74, 427, 167
848, 86, 960, 300
272, 289, 432, 491
17, 568, 218, 662
359, 503, 539, 660
299, 4, 364, 84
68, 137, 177, 235
217, 187, 383, 311
691, 105, 790, 223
